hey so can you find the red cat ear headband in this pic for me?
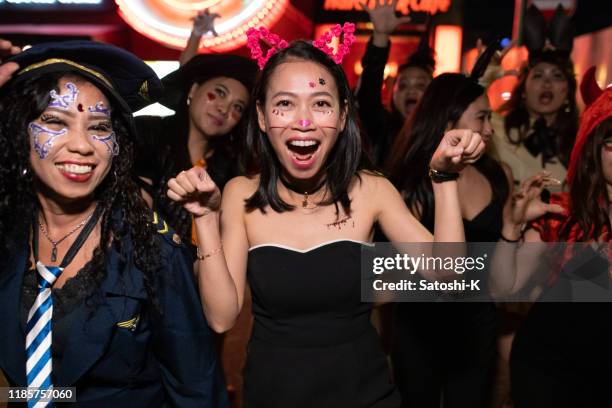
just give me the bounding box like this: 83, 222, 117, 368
246, 23, 356, 69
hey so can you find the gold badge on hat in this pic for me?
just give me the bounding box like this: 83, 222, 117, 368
139, 80, 150, 102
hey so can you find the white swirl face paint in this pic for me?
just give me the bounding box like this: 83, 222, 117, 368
92, 132, 120, 157
86, 100, 118, 157
49, 82, 79, 109
29, 122, 68, 159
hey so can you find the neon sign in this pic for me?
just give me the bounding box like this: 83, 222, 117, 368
0, 0, 102, 4
323, 0, 451, 15
115, 0, 289, 52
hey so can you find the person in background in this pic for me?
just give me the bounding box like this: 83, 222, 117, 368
492, 4, 579, 185
134, 54, 258, 244
490, 67, 612, 408
385, 44, 509, 407
357, 0, 434, 165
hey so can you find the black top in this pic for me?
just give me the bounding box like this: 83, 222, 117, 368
134, 115, 237, 243
245, 240, 401, 407
357, 40, 404, 166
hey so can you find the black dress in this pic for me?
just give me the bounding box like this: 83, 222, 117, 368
391, 201, 501, 408
510, 249, 612, 408
244, 240, 401, 408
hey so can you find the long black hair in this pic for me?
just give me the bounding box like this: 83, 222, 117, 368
150, 75, 251, 243
386, 73, 509, 226
244, 40, 369, 214
0, 72, 162, 307
500, 56, 578, 167
559, 117, 612, 241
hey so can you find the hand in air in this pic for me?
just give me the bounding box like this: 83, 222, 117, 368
193, 9, 220, 37
167, 166, 221, 217
360, 0, 411, 36
475, 38, 519, 87
429, 129, 486, 173
505, 171, 565, 227
0, 39, 21, 87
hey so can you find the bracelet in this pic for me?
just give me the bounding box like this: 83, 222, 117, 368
428, 168, 459, 183
499, 233, 521, 243
196, 245, 223, 260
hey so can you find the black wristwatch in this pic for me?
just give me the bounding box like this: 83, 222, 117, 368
428, 168, 459, 183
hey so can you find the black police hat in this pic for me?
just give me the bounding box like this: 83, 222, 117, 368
8, 40, 163, 115
159, 54, 258, 110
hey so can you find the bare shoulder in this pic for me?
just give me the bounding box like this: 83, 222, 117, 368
352, 170, 397, 196
223, 175, 259, 199
350, 171, 400, 215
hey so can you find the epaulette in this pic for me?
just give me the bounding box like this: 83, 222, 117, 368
151, 211, 183, 246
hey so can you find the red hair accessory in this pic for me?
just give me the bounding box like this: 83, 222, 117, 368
566, 66, 612, 184
246, 22, 356, 70
312, 23, 356, 64
246, 27, 289, 70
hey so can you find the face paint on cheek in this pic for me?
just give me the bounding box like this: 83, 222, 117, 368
309, 81, 316, 88
77, 104, 84, 112
207, 92, 216, 101
28, 122, 67, 159
319, 78, 326, 86
92, 131, 120, 157
88, 102, 111, 117
604, 144, 612, 153
49, 82, 79, 109
230, 111, 241, 122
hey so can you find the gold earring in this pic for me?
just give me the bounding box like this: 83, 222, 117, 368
187, 96, 192, 106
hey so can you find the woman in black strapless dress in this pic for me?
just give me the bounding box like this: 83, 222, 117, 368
166, 36, 487, 407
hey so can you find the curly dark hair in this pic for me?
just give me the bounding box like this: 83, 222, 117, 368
0, 71, 162, 308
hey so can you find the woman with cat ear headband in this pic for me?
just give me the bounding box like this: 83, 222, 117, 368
167, 24, 486, 407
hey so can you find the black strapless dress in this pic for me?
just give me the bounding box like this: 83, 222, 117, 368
244, 240, 401, 408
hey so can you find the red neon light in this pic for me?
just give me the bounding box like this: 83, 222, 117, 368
115, 0, 289, 52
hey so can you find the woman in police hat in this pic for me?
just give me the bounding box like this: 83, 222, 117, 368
135, 54, 258, 245
0, 41, 227, 407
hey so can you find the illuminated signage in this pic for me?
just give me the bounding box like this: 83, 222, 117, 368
0, 0, 102, 4
323, 0, 451, 15
115, 0, 289, 52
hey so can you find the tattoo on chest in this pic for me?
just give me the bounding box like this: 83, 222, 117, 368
325, 215, 354, 230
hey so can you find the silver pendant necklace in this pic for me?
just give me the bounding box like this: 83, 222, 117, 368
38, 210, 95, 262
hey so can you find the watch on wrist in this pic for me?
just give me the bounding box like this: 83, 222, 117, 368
428, 168, 459, 183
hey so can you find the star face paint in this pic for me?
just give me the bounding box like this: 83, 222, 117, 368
319, 78, 326, 86
29, 122, 67, 159
309, 81, 316, 88
49, 82, 79, 109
